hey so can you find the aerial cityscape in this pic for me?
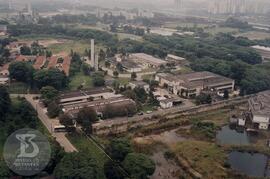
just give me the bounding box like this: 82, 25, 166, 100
0, 0, 270, 178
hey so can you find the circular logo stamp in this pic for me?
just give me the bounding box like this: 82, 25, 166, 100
3, 128, 51, 176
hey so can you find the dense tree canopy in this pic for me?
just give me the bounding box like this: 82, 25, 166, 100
106, 138, 133, 162
54, 152, 99, 179
122, 153, 156, 179
33, 68, 68, 89
0, 86, 11, 120
9, 61, 34, 83
77, 107, 98, 133
40, 86, 59, 105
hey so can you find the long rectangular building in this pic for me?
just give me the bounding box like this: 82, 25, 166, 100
155, 71, 235, 98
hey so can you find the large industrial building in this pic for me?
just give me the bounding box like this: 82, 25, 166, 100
59, 88, 136, 117
249, 90, 270, 130
155, 71, 235, 98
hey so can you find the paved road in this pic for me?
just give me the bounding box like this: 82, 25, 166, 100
15, 94, 78, 153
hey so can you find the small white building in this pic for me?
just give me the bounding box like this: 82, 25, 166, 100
160, 98, 174, 109
249, 91, 270, 130
128, 81, 150, 93
0, 76, 9, 85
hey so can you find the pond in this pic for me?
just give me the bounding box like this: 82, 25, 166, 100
228, 151, 270, 177
216, 125, 257, 145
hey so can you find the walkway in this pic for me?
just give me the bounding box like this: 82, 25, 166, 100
14, 94, 78, 153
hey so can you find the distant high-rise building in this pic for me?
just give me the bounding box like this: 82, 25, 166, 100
8, 0, 13, 10
209, 0, 268, 14
174, 0, 182, 10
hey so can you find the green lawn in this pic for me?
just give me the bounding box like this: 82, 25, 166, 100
67, 133, 108, 179
47, 39, 105, 55
205, 26, 238, 35
8, 82, 28, 94
117, 78, 130, 85
117, 33, 143, 41
172, 141, 227, 178
68, 72, 93, 90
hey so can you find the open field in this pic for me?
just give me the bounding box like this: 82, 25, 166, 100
172, 141, 227, 178
205, 26, 239, 35
117, 33, 143, 41
47, 40, 91, 55
68, 72, 93, 90
235, 31, 270, 40
8, 82, 28, 94
164, 22, 209, 29
67, 133, 108, 179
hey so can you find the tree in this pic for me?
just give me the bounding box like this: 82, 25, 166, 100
0, 85, 11, 119
104, 160, 124, 179
20, 45, 31, 55
99, 49, 106, 61
47, 101, 61, 118
122, 153, 155, 179
116, 63, 124, 72
40, 86, 59, 106
131, 72, 137, 81
134, 87, 147, 103
54, 152, 99, 179
33, 68, 68, 89
77, 107, 97, 133
113, 71, 119, 78
105, 61, 111, 68
92, 72, 105, 87
59, 114, 75, 132
223, 89, 229, 99
106, 138, 133, 162
195, 93, 212, 105
9, 61, 34, 83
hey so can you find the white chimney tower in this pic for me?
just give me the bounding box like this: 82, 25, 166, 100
91, 39, 95, 68
95, 54, 99, 71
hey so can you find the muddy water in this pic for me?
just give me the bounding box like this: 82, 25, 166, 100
216, 125, 257, 145
150, 151, 182, 179
135, 127, 190, 179
228, 151, 270, 177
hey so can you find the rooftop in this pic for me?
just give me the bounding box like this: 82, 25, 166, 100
249, 90, 270, 117
157, 71, 234, 88
129, 81, 149, 86
252, 45, 270, 52
131, 53, 167, 66
60, 88, 113, 100
167, 54, 186, 61
33, 56, 46, 70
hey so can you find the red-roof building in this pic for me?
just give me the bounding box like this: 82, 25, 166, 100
33, 56, 47, 70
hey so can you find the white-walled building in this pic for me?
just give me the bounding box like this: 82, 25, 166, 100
128, 81, 150, 93
155, 72, 235, 98
249, 90, 270, 130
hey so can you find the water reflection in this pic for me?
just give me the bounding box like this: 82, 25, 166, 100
228, 151, 270, 177
216, 125, 257, 145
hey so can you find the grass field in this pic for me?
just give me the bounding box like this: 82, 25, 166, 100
47, 40, 91, 55
117, 33, 143, 41
67, 133, 108, 179
8, 82, 28, 94
164, 22, 209, 29
205, 26, 239, 35
172, 141, 227, 178
68, 72, 93, 90
236, 31, 270, 40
